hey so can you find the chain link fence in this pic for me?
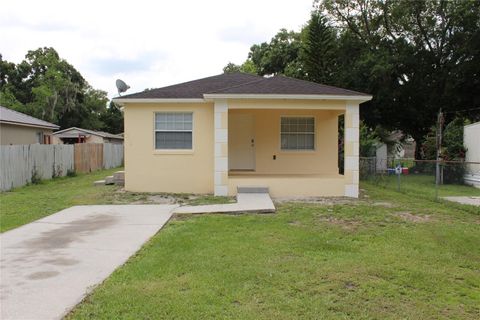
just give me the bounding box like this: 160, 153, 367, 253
360, 157, 480, 201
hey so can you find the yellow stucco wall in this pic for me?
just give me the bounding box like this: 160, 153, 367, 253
228, 175, 345, 197
123, 98, 358, 197
124, 103, 214, 193
228, 108, 342, 175
0, 123, 53, 145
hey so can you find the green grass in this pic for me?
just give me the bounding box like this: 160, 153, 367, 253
365, 174, 480, 201
0, 168, 234, 233
67, 182, 480, 319
0, 168, 121, 232
2, 170, 479, 318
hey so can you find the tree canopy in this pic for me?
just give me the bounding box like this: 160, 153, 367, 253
0, 47, 123, 133
225, 0, 480, 156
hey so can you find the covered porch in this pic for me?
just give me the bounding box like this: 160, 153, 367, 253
212, 98, 360, 198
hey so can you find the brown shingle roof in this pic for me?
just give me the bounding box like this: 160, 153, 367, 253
208, 75, 370, 96
0, 106, 59, 129
115, 73, 370, 99
118, 73, 263, 99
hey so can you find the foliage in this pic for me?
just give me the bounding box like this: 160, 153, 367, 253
223, 60, 257, 74
420, 117, 467, 183
99, 102, 124, 134
359, 121, 380, 157
0, 47, 122, 131
226, 1, 480, 157
301, 12, 337, 83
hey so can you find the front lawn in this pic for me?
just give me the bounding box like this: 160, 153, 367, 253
68, 182, 480, 319
0, 168, 233, 233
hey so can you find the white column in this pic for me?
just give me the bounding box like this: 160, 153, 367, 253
214, 100, 228, 196
344, 102, 360, 198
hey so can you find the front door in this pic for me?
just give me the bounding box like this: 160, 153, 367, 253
229, 114, 255, 170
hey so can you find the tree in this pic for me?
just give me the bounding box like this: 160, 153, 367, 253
248, 29, 303, 76
100, 102, 124, 134
223, 60, 257, 74
0, 47, 122, 131
318, 0, 480, 157
301, 12, 337, 83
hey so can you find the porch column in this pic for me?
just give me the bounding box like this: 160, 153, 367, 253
344, 102, 360, 198
214, 99, 228, 196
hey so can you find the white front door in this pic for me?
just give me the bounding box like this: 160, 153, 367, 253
229, 114, 255, 170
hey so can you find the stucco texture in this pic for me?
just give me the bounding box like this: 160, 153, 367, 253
123, 99, 359, 197
124, 103, 214, 193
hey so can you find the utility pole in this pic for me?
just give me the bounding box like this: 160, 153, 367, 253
435, 109, 444, 201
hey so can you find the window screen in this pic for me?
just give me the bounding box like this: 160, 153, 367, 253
280, 117, 315, 150
155, 113, 193, 149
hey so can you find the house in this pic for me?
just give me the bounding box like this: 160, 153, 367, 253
0, 105, 59, 145
375, 132, 416, 172
464, 121, 480, 188
52, 127, 124, 144
113, 73, 372, 198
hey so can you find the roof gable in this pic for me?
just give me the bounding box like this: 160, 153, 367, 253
0, 106, 59, 129
52, 127, 123, 139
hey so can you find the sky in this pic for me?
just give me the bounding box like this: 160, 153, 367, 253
1, 0, 314, 99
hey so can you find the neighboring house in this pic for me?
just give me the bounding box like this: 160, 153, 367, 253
375, 132, 416, 171
52, 127, 124, 144
464, 121, 480, 188
0, 105, 59, 145
114, 73, 372, 198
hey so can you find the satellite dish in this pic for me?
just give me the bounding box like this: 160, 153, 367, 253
116, 79, 130, 96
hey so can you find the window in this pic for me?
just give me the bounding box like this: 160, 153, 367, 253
36, 132, 44, 144
280, 116, 315, 150
155, 112, 193, 149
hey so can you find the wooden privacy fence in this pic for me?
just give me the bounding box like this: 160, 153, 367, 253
74, 143, 103, 173
0, 143, 123, 191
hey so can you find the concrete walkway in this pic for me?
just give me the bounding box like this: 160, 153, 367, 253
0, 205, 176, 320
174, 192, 275, 214
443, 196, 480, 206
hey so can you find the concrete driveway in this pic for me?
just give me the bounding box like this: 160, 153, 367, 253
0, 205, 176, 320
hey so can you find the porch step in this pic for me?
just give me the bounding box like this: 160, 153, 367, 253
105, 176, 115, 185
237, 186, 269, 194
93, 180, 106, 186
113, 171, 125, 186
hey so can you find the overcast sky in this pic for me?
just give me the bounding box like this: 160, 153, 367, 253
1, 0, 313, 99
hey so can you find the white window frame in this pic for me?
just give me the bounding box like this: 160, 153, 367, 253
279, 115, 316, 151
154, 112, 194, 151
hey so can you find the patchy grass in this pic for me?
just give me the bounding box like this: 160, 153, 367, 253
0, 169, 233, 232
68, 182, 480, 319
366, 174, 480, 201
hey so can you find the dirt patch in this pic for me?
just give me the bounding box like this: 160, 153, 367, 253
394, 211, 432, 223
288, 220, 303, 227
317, 216, 361, 230
372, 201, 395, 208
274, 197, 357, 205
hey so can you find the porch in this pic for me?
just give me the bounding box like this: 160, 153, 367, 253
213, 99, 360, 198
228, 172, 345, 197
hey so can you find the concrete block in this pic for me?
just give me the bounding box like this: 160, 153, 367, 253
93, 180, 106, 186
105, 176, 114, 185
237, 186, 269, 194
